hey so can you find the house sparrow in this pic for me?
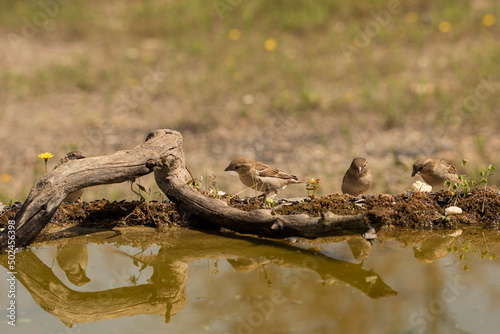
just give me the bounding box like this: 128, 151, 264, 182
411, 157, 460, 187
55, 151, 86, 202
341, 157, 373, 196
224, 156, 305, 200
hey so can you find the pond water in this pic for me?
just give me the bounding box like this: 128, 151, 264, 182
0, 228, 499, 334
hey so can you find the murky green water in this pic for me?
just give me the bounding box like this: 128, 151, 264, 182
1, 228, 498, 333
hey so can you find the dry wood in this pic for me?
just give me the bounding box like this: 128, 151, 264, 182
0, 129, 382, 251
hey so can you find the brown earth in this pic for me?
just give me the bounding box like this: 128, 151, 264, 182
1, 187, 499, 244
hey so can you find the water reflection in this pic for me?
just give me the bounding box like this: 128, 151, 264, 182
347, 236, 373, 261
56, 242, 91, 286
0, 228, 498, 333
0, 229, 396, 327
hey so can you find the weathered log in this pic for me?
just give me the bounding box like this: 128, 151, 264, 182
0, 129, 382, 251
0, 129, 179, 250
156, 172, 377, 238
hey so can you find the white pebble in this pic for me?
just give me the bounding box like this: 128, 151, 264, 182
412, 181, 432, 192
445, 206, 463, 216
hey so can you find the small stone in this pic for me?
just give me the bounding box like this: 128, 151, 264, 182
445, 206, 463, 216
412, 181, 432, 192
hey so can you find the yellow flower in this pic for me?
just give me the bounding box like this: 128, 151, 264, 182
482, 14, 496, 27
438, 21, 451, 33
228, 29, 241, 41
1, 173, 12, 183
38, 152, 54, 173
38, 152, 54, 160
264, 38, 277, 51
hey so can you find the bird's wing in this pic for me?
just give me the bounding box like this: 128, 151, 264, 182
342, 170, 348, 184
440, 159, 458, 174
255, 161, 297, 180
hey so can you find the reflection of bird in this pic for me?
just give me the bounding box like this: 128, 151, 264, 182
224, 156, 305, 199
341, 157, 373, 196
55, 151, 86, 202
347, 236, 373, 261
411, 157, 460, 187
56, 243, 91, 286
413, 236, 455, 264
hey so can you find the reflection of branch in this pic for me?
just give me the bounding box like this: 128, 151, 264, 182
0, 250, 186, 326
0, 229, 397, 326
111, 231, 397, 299
224, 235, 397, 299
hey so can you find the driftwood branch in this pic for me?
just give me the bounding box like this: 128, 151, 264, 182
0, 129, 382, 251
156, 173, 377, 238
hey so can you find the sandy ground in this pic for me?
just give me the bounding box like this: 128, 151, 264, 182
1, 2, 499, 203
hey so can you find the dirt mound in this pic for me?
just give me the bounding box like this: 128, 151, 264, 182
1, 188, 498, 235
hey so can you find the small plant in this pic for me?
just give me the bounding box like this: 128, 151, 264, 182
265, 197, 277, 209
209, 173, 218, 198
130, 179, 148, 202
445, 160, 496, 197
306, 178, 321, 199
38, 152, 54, 173
129, 275, 139, 286
445, 233, 497, 272
480, 164, 496, 188
186, 177, 202, 190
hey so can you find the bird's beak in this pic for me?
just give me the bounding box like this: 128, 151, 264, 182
411, 169, 417, 177
224, 165, 232, 172
357, 166, 363, 173
78, 155, 86, 159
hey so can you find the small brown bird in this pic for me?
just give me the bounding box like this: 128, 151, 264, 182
411, 157, 460, 187
55, 151, 86, 202
224, 156, 305, 200
341, 157, 373, 196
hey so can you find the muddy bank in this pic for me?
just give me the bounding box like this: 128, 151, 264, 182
275, 188, 500, 229
1, 188, 499, 243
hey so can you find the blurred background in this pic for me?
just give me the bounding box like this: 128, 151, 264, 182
0, 0, 499, 203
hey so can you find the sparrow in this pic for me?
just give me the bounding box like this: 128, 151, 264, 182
55, 151, 86, 202
411, 157, 460, 187
224, 156, 305, 200
341, 157, 373, 196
